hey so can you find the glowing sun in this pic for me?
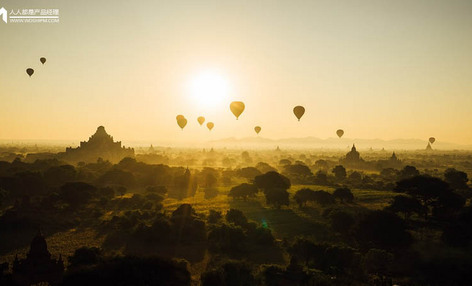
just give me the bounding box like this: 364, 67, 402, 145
188, 71, 230, 108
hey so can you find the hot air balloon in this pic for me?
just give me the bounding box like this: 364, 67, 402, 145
293, 106, 305, 121
336, 129, 344, 138
40, 57, 46, 64
207, 122, 214, 131
177, 117, 187, 130
230, 101, 245, 120
254, 126, 261, 134
26, 68, 34, 77
197, 116, 205, 126
429, 137, 435, 144
176, 115, 185, 121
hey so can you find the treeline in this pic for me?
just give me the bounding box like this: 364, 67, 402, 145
0, 155, 471, 285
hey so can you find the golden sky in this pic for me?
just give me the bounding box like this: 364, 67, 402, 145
1, 0, 472, 145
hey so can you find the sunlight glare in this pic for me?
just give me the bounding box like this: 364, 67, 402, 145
188, 71, 230, 109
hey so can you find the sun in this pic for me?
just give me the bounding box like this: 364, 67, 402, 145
188, 70, 230, 108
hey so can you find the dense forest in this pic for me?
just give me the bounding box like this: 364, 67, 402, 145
0, 147, 471, 285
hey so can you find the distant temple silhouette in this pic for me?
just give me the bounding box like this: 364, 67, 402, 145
346, 144, 361, 161
339, 144, 367, 168
12, 231, 64, 286
389, 152, 400, 164
377, 152, 403, 169
61, 126, 134, 163
426, 142, 433, 151
148, 144, 156, 153
339, 144, 363, 165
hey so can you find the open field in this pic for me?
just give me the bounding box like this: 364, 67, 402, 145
162, 185, 397, 240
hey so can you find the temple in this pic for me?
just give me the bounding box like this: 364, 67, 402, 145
388, 152, 402, 168
12, 231, 64, 286
425, 142, 433, 151
61, 126, 134, 163
340, 144, 364, 166
345, 144, 361, 162
377, 152, 403, 169
148, 144, 156, 153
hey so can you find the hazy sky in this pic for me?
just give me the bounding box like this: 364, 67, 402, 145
1, 0, 472, 145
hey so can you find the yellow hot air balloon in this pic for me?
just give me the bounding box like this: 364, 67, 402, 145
207, 122, 214, 131
197, 116, 205, 126
230, 101, 245, 120
40, 57, 46, 64
176, 115, 184, 121
429, 137, 436, 144
336, 129, 344, 138
26, 68, 34, 77
177, 117, 187, 130
293, 106, 305, 121
254, 126, 261, 134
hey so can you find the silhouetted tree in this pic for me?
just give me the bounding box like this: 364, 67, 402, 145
97, 168, 136, 188
283, 164, 313, 184
225, 209, 248, 227
68, 247, 102, 270
395, 175, 464, 219
329, 211, 355, 236
205, 173, 218, 188
241, 151, 252, 164
229, 183, 258, 201
44, 165, 76, 186
441, 207, 472, 247
201, 261, 255, 286
362, 249, 394, 277
207, 210, 222, 224
385, 195, 424, 219
313, 171, 329, 185
398, 165, 420, 180
208, 224, 246, 253
201, 269, 224, 286
254, 171, 291, 193
254, 172, 291, 208
171, 204, 206, 242
332, 165, 347, 182
0, 188, 7, 208
62, 256, 190, 286
0, 262, 10, 285
145, 185, 167, 195
59, 182, 97, 210
10, 171, 48, 197
204, 187, 218, 199
172, 169, 197, 199
416, 251, 472, 286
118, 157, 138, 168
348, 171, 362, 184
312, 190, 335, 206
444, 168, 469, 190
99, 187, 115, 200
354, 210, 412, 250
279, 159, 292, 166
265, 188, 290, 209
117, 186, 127, 197
323, 245, 360, 276
314, 159, 329, 170
294, 188, 315, 207
380, 168, 399, 181
288, 238, 325, 266
237, 167, 262, 181
255, 162, 277, 174
433, 190, 466, 219
333, 187, 354, 203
